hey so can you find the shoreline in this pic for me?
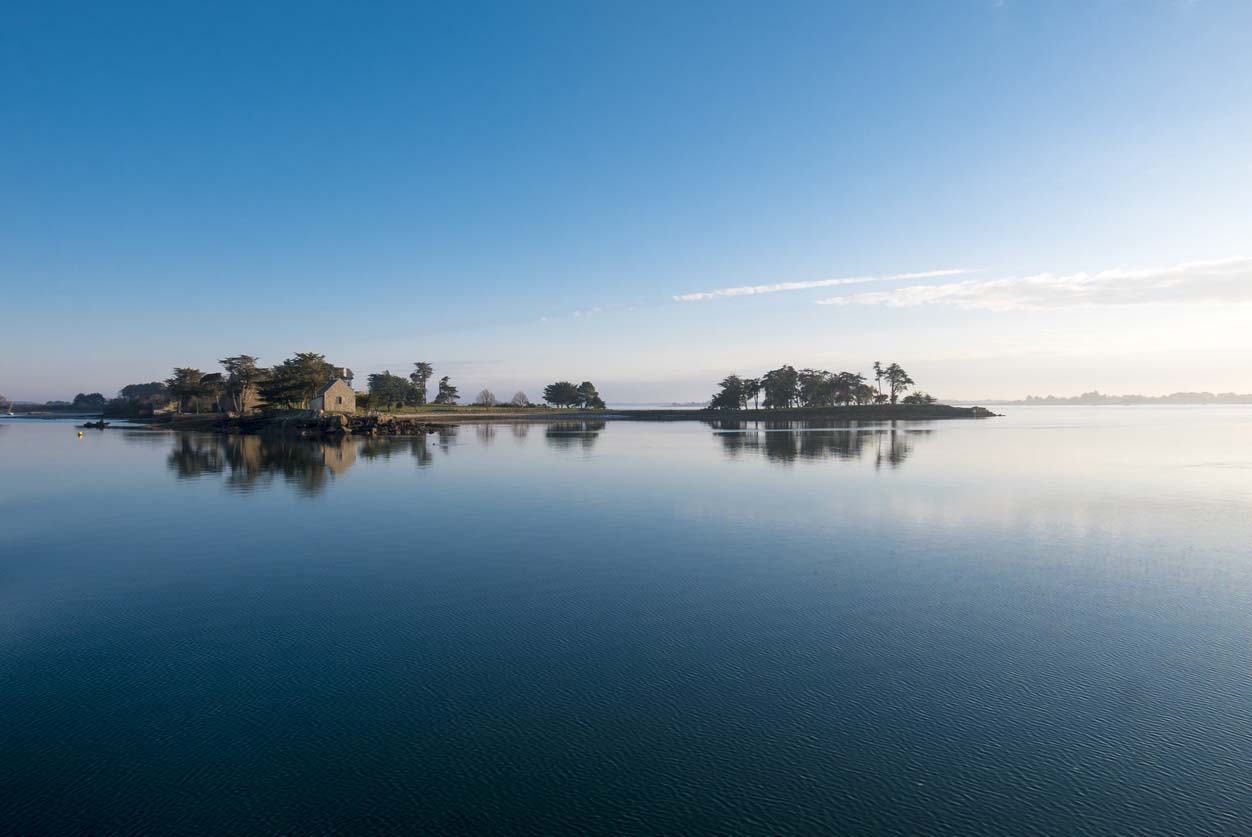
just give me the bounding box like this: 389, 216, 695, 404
110, 403, 998, 436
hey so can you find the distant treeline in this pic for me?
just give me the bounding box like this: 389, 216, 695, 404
708, 362, 934, 410
1000, 391, 1252, 405
6, 392, 110, 413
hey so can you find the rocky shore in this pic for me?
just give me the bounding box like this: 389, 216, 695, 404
220, 413, 450, 437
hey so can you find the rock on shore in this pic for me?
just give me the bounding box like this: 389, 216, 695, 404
218, 412, 448, 437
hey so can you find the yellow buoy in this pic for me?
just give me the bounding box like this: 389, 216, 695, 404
77, 431, 83, 437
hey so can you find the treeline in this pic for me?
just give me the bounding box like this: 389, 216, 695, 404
363, 372, 605, 409
162, 353, 343, 413
159, 355, 455, 413
94, 353, 360, 415
709, 362, 934, 410
95, 351, 609, 415
364, 363, 453, 410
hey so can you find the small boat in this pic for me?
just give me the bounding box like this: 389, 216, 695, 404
80, 420, 109, 429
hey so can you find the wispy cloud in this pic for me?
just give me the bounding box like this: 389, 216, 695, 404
541, 305, 612, 323
672, 269, 971, 302
815, 257, 1252, 310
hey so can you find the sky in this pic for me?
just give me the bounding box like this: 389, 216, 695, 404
3, 0, 1251, 402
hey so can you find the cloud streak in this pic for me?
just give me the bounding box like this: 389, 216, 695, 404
815, 257, 1252, 310
672, 269, 971, 302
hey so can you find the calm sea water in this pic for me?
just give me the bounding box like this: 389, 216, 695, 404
3, 408, 1252, 835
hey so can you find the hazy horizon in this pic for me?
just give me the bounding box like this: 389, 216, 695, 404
4, 2, 1251, 402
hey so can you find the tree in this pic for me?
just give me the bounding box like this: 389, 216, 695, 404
0, 394, 9, 411
367, 370, 413, 409
199, 373, 225, 411
761, 365, 799, 408
873, 361, 884, 398
259, 353, 337, 409
883, 363, 915, 404
852, 383, 878, 405
166, 368, 209, 413
120, 382, 168, 401
576, 381, 605, 409
434, 376, 459, 405
510, 390, 530, 407
834, 371, 867, 406
902, 391, 936, 405
474, 389, 498, 406
710, 374, 746, 410
220, 355, 265, 414
797, 369, 835, 407
542, 381, 581, 407
743, 377, 762, 410
72, 392, 108, 410
409, 362, 434, 406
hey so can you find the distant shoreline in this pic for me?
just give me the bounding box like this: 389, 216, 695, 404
949, 393, 1252, 406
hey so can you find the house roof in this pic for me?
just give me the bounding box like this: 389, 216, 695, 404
315, 378, 350, 396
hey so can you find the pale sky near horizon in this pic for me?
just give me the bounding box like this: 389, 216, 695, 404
3, 1, 1251, 402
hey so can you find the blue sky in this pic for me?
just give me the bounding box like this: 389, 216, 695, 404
3, 0, 1251, 401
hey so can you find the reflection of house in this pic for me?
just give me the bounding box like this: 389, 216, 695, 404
309, 379, 356, 413
322, 439, 357, 476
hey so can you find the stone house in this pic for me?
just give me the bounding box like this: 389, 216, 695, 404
309, 378, 356, 413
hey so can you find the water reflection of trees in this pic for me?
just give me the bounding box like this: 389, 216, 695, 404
358, 435, 434, 468
707, 420, 932, 468
167, 430, 454, 494
475, 424, 496, 446
168, 434, 357, 494
544, 421, 606, 452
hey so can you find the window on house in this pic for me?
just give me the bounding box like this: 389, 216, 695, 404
336, 396, 343, 405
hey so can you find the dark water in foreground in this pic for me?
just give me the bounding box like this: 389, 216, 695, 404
3, 408, 1252, 835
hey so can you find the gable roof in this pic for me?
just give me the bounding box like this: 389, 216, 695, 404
315, 378, 351, 396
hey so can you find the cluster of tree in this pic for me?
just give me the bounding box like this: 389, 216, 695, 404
366, 363, 454, 409
72, 392, 108, 409
709, 362, 917, 410
120, 382, 169, 400
24, 351, 625, 417
365, 371, 414, 410
97, 381, 172, 416
155, 353, 336, 413
542, 381, 605, 408
255, 353, 336, 409
143, 352, 548, 415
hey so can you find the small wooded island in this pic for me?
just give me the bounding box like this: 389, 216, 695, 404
27, 352, 998, 434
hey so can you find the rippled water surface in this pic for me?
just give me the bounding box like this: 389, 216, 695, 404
3, 408, 1252, 835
